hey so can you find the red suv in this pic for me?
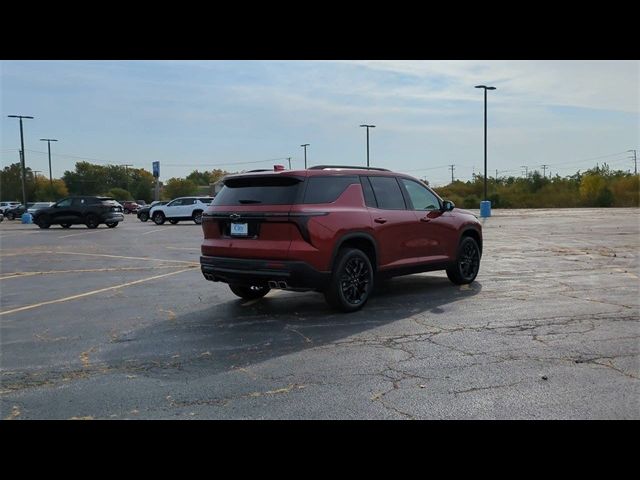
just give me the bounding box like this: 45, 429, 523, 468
200, 165, 482, 312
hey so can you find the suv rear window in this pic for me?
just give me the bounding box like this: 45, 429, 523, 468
368, 176, 406, 210
303, 176, 358, 204
213, 176, 302, 206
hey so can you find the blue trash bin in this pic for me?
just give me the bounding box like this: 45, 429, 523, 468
480, 200, 491, 218
21, 213, 33, 224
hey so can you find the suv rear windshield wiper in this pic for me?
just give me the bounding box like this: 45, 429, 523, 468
238, 199, 262, 204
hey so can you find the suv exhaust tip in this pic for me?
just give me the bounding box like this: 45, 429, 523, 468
268, 280, 278, 289
278, 281, 288, 289
267, 280, 288, 290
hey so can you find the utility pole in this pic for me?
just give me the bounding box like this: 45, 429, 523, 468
359, 125, 376, 167
541, 164, 548, 178
39, 138, 58, 190
287, 157, 291, 169
521, 165, 528, 178
7, 115, 34, 208
300, 144, 309, 169
629, 150, 637, 175
449, 164, 455, 183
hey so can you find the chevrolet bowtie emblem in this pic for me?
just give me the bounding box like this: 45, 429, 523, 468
229, 214, 241, 220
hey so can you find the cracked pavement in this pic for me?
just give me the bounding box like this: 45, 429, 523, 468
1, 208, 638, 419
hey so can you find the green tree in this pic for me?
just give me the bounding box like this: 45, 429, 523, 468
162, 178, 198, 199
107, 187, 133, 200
34, 177, 69, 201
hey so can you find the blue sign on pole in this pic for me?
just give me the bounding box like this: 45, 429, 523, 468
152, 161, 160, 178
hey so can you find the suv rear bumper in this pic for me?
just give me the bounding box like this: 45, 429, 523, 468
200, 255, 329, 291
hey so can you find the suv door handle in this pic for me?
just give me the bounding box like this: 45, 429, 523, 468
374, 217, 387, 224
420, 217, 431, 223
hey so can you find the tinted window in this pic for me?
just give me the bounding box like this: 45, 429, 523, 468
303, 176, 358, 204
401, 179, 440, 210
360, 176, 377, 207
72, 198, 87, 206
368, 176, 406, 210
213, 176, 302, 206
57, 198, 73, 207
199, 198, 213, 204
167, 199, 183, 206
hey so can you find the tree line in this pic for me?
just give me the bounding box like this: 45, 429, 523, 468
0, 162, 229, 203
2, 160, 638, 208
433, 164, 639, 208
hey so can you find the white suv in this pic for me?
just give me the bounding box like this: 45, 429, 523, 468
150, 197, 213, 225
0, 201, 20, 214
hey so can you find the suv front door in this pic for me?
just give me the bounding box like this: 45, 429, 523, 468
399, 178, 454, 261
51, 197, 75, 223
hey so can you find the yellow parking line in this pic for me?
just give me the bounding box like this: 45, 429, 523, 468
0, 267, 195, 317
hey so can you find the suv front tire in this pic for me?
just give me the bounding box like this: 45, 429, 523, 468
446, 236, 481, 285
153, 212, 166, 225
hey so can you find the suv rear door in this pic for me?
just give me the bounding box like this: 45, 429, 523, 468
202, 174, 303, 260
364, 175, 425, 270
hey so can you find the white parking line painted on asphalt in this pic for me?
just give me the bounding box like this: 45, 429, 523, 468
140, 228, 167, 236
58, 229, 112, 239
0, 267, 195, 317
49, 251, 199, 265
0, 265, 183, 281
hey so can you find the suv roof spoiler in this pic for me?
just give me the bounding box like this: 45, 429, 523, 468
308, 165, 390, 172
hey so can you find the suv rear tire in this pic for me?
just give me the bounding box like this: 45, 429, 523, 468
324, 248, 374, 312
193, 210, 203, 224
139, 212, 149, 222
153, 212, 165, 225
446, 236, 481, 285
229, 284, 270, 300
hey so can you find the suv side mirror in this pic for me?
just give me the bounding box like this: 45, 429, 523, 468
442, 200, 455, 212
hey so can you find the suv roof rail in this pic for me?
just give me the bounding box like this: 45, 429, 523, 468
245, 169, 273, 172
308, 165, 390, 172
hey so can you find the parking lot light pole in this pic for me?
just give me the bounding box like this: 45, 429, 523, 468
8, 115, 34, 208
39, 138, 58, 190
360, 124, 376, 167
474, 86, 496, 217
300, 144, 309, 169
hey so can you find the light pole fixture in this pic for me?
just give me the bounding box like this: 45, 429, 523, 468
8, 115, 34, 208
40, 138, 58, 189
474, 86, 496, 216
359, 124, 376, 167
300, 144, 309, 169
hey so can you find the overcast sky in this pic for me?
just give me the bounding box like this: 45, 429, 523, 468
2, 60, 638, 186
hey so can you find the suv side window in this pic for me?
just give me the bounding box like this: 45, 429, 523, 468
184, 198, 196, 205
368, 176, 406, 210
400, 178, 441, 211
360, 176, 377, 207
168, 199, 182, 206
57, 198, 73, 207
303, 176, 359, 204
72, 198, 87, 206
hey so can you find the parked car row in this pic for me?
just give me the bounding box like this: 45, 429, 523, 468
1, 202, 54, 220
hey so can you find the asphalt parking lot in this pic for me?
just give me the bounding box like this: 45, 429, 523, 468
1, 208, 638, 419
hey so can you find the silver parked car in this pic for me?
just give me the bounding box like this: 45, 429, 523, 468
27, 202, 55, 215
